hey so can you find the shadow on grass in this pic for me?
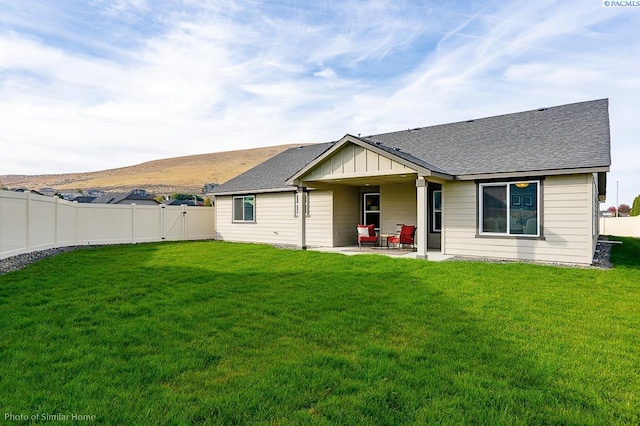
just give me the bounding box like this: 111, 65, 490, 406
608, 236, 640, 269
1, 242, 634, 424
145, 259, 624, 424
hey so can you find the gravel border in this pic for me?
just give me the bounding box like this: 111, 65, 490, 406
0, 247, 81, 276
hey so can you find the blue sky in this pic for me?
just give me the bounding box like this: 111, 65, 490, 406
0, 0, 638, 204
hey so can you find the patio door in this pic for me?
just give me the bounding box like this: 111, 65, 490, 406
363, 193, 380, 230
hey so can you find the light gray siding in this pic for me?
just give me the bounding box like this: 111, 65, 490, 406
443, 174, 595, 264
215, 191, 333, 247
215, 192, 298, 244
380, 183, 416, 235
332, 186, 360, 246
306, 191, 333, 247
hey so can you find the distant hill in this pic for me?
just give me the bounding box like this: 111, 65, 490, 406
0, 144, 305, 195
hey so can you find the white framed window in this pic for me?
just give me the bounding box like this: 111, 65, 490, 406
294, 192, 310, 217
592, 176, 598, 237
479, 181, 540, 236
363, 193, 380, 230
233, 195, 255, 222
433, 190, 442, 232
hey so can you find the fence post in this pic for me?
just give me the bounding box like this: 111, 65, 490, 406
132, 203, 137, 244
25, 191, 31, 254
73, 201, 79, 246
182, 205, 188, 240
54, 196, 59, 248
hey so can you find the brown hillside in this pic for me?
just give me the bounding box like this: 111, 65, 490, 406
0, 144, 305, 195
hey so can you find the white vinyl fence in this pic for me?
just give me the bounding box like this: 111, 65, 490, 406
599, 216, 640, 238
0, 190, 215, 260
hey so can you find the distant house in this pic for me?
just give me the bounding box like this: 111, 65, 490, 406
204, 183, 219, 194
129, 189, 149, 197
92, 189, 158, 205
86, 189, 106, 198
71, 196, 98, 203
211, 99, 611, 265
59, 191, 80, 200
12, 188, 46, 196
164, 199, 198, 206
39, 187, 56, 197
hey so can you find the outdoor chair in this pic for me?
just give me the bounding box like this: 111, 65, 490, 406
483, 218, 499, 233
357, 224, 377, 249
524, 217, 537, 235
387, 225, 416, 249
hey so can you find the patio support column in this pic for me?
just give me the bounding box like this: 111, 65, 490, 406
297, 186, 307, 250
416, 178, 429, 260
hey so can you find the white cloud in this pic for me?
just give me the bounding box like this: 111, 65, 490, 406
0, 0, 639, 202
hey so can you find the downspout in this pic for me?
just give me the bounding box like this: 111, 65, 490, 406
297, 186, 307, 250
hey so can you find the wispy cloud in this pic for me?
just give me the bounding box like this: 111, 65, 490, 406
0, 0, 638, 202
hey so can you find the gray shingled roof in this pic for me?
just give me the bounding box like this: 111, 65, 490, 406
213, 99, 610, 193
92, 192, 158, 204
212, 143, 334, 194
364, 99, 610, 176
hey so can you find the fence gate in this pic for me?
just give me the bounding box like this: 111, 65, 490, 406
161, 206, 187, 240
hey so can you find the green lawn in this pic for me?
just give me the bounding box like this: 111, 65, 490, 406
1, 238, 639, 425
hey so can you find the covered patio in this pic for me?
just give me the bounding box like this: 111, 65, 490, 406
288, 135, 449, 259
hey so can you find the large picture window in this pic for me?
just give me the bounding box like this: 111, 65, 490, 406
233, 195, 255, 222
479, 181, 539, 236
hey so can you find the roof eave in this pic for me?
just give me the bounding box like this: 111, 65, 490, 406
211, 186, 297, 196
456, 166, 610, 181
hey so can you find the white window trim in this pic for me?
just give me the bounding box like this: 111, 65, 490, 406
294, 192, 310, 217
478, 181, 540, 237
433, 190, 442, 232
232, 195, 256, 223
363, 192, 381, 231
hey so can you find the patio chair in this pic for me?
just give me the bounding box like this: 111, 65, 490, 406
387, 225, 416, 249
357, 224, 377, 249
523, 217, 537, 235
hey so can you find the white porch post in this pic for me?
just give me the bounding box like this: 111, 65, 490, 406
416, 178, 429, 260
297, 186, 307, 250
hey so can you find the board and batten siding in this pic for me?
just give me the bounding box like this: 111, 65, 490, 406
303, 143, 413, 181
215, 191, 333, 247
443, 174, 595, 265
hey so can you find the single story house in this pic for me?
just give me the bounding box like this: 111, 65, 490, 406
211, 99, 611, 265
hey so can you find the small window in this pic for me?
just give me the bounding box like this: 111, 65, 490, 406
294, 192, 310, 217
433, 190, 442, 232
233, 195, 255, 222
479, 181, 539, 236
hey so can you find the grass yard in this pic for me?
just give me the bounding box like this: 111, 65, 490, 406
1, 238, 639, 425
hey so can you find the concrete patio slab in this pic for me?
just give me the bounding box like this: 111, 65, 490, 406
308, 246, 455, 261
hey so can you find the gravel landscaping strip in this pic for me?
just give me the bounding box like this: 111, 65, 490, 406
0, 247, 80, 276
